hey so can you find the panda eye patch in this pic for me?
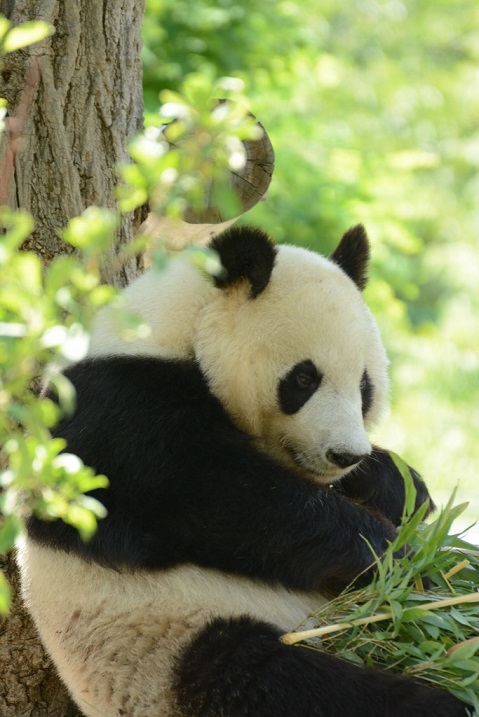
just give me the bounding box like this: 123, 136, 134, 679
278, 360, 322, 415
360, 369, 374, 417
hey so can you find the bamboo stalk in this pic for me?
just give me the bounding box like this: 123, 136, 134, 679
443, 559, 470, 580
281, 592, 479, 646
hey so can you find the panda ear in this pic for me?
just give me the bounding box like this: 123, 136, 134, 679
329, 224, 370, 291
210, 226, 277, 299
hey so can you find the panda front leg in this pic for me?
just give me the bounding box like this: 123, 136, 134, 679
174, 615, 466, 717
334, 446, 434, 526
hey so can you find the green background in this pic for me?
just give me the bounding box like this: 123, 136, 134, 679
142, 0, 479, 535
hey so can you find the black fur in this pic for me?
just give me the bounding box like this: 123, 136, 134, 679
360, 369, 374, 416
175, 615, 466, 717
32, 355, 412, 591
330, 224, 370, 290
335, 446, 434, 526
210, 226, 277, 298
29, 355, 465, 715
278, 359, 322, 414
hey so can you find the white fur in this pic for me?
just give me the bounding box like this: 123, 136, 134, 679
195, 245, 388, 481
90, 244, 388, 482
18, 540, 323, 717
89, 256, 213, 360
19, 239, 389, 716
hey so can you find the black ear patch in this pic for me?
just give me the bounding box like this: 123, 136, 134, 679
329, 224, 370, 291
210, 226, 277, 299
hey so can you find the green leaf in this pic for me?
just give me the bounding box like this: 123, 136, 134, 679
0, 572, 11, 615
47, 372, 76, 415
65, 498, 106, 542
0, 515, 23, 553
402, 607, 433, 622
2, 21, 54, 53
388, 599, 403, 627
390, 451, 417, 519
0, 17, 11, 44
185, 247, 224, 278
0, 208, 35, 253
450, 607, 474, 628
62, 207, 118, 256
443, 640, 479, 666
340, 650, 364, 665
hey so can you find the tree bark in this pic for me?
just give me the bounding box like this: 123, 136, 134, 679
0, 1, 145, 714
0, 554, 82, 717
0, 0, 146, 285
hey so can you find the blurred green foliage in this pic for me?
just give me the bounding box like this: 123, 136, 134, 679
0, 205, 116, 613
124, 72, 261, 220
142, 0, 479, 528
0, 14, 265, 614
0, 17, 107, 613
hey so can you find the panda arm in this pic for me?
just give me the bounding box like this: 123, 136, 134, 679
333, 447, 434, 526
167, 436, 400, 592
31, 356, 399, 593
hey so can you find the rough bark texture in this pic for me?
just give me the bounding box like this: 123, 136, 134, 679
0, 1, 145, 714
0, 0, 147, 285
0, 553, 81, 717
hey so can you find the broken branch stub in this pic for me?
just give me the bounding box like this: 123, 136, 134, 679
162, 109, 275, 224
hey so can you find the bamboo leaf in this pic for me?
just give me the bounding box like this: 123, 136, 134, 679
444, 639, 479, 665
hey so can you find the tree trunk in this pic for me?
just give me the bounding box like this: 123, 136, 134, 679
0, 0, 146, 285
0, 554, 82, 717
0, 1, 145, 714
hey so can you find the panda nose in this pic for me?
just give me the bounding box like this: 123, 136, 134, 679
326, 450, 368, 469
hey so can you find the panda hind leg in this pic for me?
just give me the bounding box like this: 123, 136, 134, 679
174, 615, 467, 717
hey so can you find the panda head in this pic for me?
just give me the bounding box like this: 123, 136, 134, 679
90, 223, 389, 484
194, 225, 389, 484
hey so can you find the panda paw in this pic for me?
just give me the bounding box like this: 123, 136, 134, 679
335, 446, 435, 526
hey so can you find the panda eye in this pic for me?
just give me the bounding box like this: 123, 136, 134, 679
296, 373, 314, 389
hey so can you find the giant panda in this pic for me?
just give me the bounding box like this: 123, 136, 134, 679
18, 225, 466, 717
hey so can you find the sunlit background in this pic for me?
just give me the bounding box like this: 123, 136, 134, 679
142, 0, 479, 537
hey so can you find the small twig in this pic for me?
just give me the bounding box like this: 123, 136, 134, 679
281, 592, 479, 645
443, 559, 470, 580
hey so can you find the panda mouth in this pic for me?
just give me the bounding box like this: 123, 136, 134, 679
282, 442, 345, 484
